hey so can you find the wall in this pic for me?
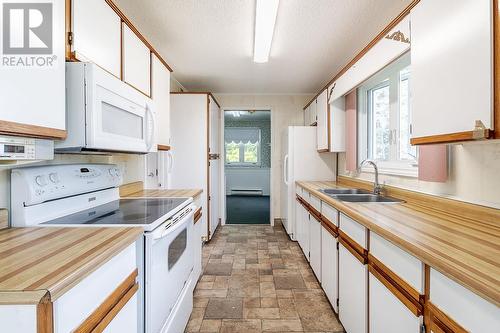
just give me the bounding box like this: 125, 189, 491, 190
225, 168, 271, 196
338, 140, 500, 209
0, 153, 146, 222
215, 94, 313, 218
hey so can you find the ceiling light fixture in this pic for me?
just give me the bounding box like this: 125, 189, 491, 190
253, 0, 279, 63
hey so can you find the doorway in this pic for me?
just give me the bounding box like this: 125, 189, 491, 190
223, 110, 271, 224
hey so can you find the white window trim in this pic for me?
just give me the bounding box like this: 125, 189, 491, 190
358, 52, 417, 177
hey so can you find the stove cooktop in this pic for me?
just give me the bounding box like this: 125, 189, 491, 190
41, 198, 191, 228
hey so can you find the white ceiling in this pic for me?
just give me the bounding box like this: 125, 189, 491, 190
114, 0, 412, 94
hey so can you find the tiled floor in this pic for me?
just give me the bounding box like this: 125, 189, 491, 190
186, 221, 344, 333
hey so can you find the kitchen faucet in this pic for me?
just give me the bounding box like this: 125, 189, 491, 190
359, 159, 383, 195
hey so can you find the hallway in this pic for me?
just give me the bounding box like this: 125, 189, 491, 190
185, 222, 344, 333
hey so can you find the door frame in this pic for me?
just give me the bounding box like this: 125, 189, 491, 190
220, 107, 274, 226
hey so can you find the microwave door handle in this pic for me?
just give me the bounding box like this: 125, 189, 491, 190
168, 151, 173, 173
146, 104, 155, 151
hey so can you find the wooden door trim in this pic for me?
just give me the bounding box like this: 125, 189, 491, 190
74, 269, 138, 332
0, 120, 67, 140
427, 302, 468, 333
368, 254, 423, 317
194, 208, 202, 224
339, 230, 367, 264
302, 0, 420, 110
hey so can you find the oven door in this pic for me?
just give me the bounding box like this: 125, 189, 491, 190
144, 206, 194, 333
86, 65, 155, 153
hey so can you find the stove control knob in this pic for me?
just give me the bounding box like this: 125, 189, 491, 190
49, 173, 59, 183
35, 175, 48, 187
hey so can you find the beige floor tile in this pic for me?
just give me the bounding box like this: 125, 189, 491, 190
220, 319, 262, 333
244, 307, 280, 319
199, 319, 222, 332
261, 319, 302, 332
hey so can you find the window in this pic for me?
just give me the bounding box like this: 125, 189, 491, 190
358, 53, 417, 176
224, 127, 261, 166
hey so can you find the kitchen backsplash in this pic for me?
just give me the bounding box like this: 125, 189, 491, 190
338, 140, 500, 209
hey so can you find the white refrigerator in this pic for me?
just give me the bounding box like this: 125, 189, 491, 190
281, 126, 336, 240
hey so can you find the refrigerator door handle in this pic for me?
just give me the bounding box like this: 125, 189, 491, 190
284, 154, 289, 185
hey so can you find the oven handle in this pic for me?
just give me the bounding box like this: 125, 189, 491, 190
151, 205, 196, 241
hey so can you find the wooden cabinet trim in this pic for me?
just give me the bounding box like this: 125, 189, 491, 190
368, 253, 423, 317
410, 129, 493, 145
339, 230, 367, 264
157, 144, 171, 151
194, 208, 202, 224
74, 269, 138, 333
427, 302, 468, 333
296, 195, 322, 222
0, 120, 67, 140
37, 291, 54, 333
320, 216, 338, 238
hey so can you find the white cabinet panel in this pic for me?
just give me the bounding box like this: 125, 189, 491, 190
316, 90, 329, 151
369, 273, 421, 333
53, 243, 137, 332
152, 55, 171, 146
72, 0, 121, 77
0, 0, 65, 132
340, 213, 367, 248
411, 0, 493, 138
430, 269, 500, 332
329, 97, 346, 152
339, 244, 368, 333
321, 202, 338, 227
102, 292, 138, 333
370, 232, 423, 292
309, 215, 322, 281
308, 193, 321, 213
296, 202, 309, 259
321, 227, 338, 312
123, 24, 151, 96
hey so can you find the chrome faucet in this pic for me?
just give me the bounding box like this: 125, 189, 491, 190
359, 159, 383, 195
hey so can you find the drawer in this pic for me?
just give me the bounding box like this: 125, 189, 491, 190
370, 232, 423, 293
321, 202, 338, 227
309, 193, 321, 213
53, 242, 138, 332
430, 269, 500, 332
340, 214, 366, 248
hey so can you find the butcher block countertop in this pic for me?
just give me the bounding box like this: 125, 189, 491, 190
296, 180, 500, 307
124, 188, 203, 199
0, 227, 143, 304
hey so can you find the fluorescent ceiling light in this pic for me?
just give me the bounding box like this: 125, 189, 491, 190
253, 0, 279, 63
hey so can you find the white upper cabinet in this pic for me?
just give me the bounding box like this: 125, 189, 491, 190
123, 24, 151, 96
329, 97, 346, 152
152, 55, 171, 146
316, 90, 329, 151
72, 0, 121, 78
0, 0, 65, 137
410, 0, 493, 142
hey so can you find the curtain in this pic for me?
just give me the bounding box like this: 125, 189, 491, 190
418, 145, 448, 182
225, 128, 260, 143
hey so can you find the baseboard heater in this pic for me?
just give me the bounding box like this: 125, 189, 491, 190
230, 188, 263, 196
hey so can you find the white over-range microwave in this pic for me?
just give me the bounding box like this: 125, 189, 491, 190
56, 62, 156, 154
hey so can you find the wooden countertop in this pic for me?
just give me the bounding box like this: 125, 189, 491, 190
296, 180, 500, 307
0, 227, 143, 304
123, 188, 203, 199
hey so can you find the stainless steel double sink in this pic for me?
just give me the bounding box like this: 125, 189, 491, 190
319, 188, 403, 203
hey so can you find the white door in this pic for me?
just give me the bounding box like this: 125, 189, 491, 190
208, 97, 220, 239
309, 215, 322, 281
369, 273, 421, 333
152, 55, 171, 146
122, 24, 151, 96
280, 128, 290, 234
411, 0, 493, 139
72, 0, 121, 77
339, 244, 368, 333
321, 228, 338, 312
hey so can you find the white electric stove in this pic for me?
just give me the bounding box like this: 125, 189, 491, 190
10, 164, 196, 333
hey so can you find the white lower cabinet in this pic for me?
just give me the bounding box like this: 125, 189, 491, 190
429, 268, 500, 333
309, 214, 322, 281
339, 244, 367, 333
369, 273, 421, 333
296, 199, 309, 259
321, 226, 338, 312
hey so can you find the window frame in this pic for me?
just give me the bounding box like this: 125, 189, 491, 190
224, 127, 262, 167
357, 52, 418, 177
